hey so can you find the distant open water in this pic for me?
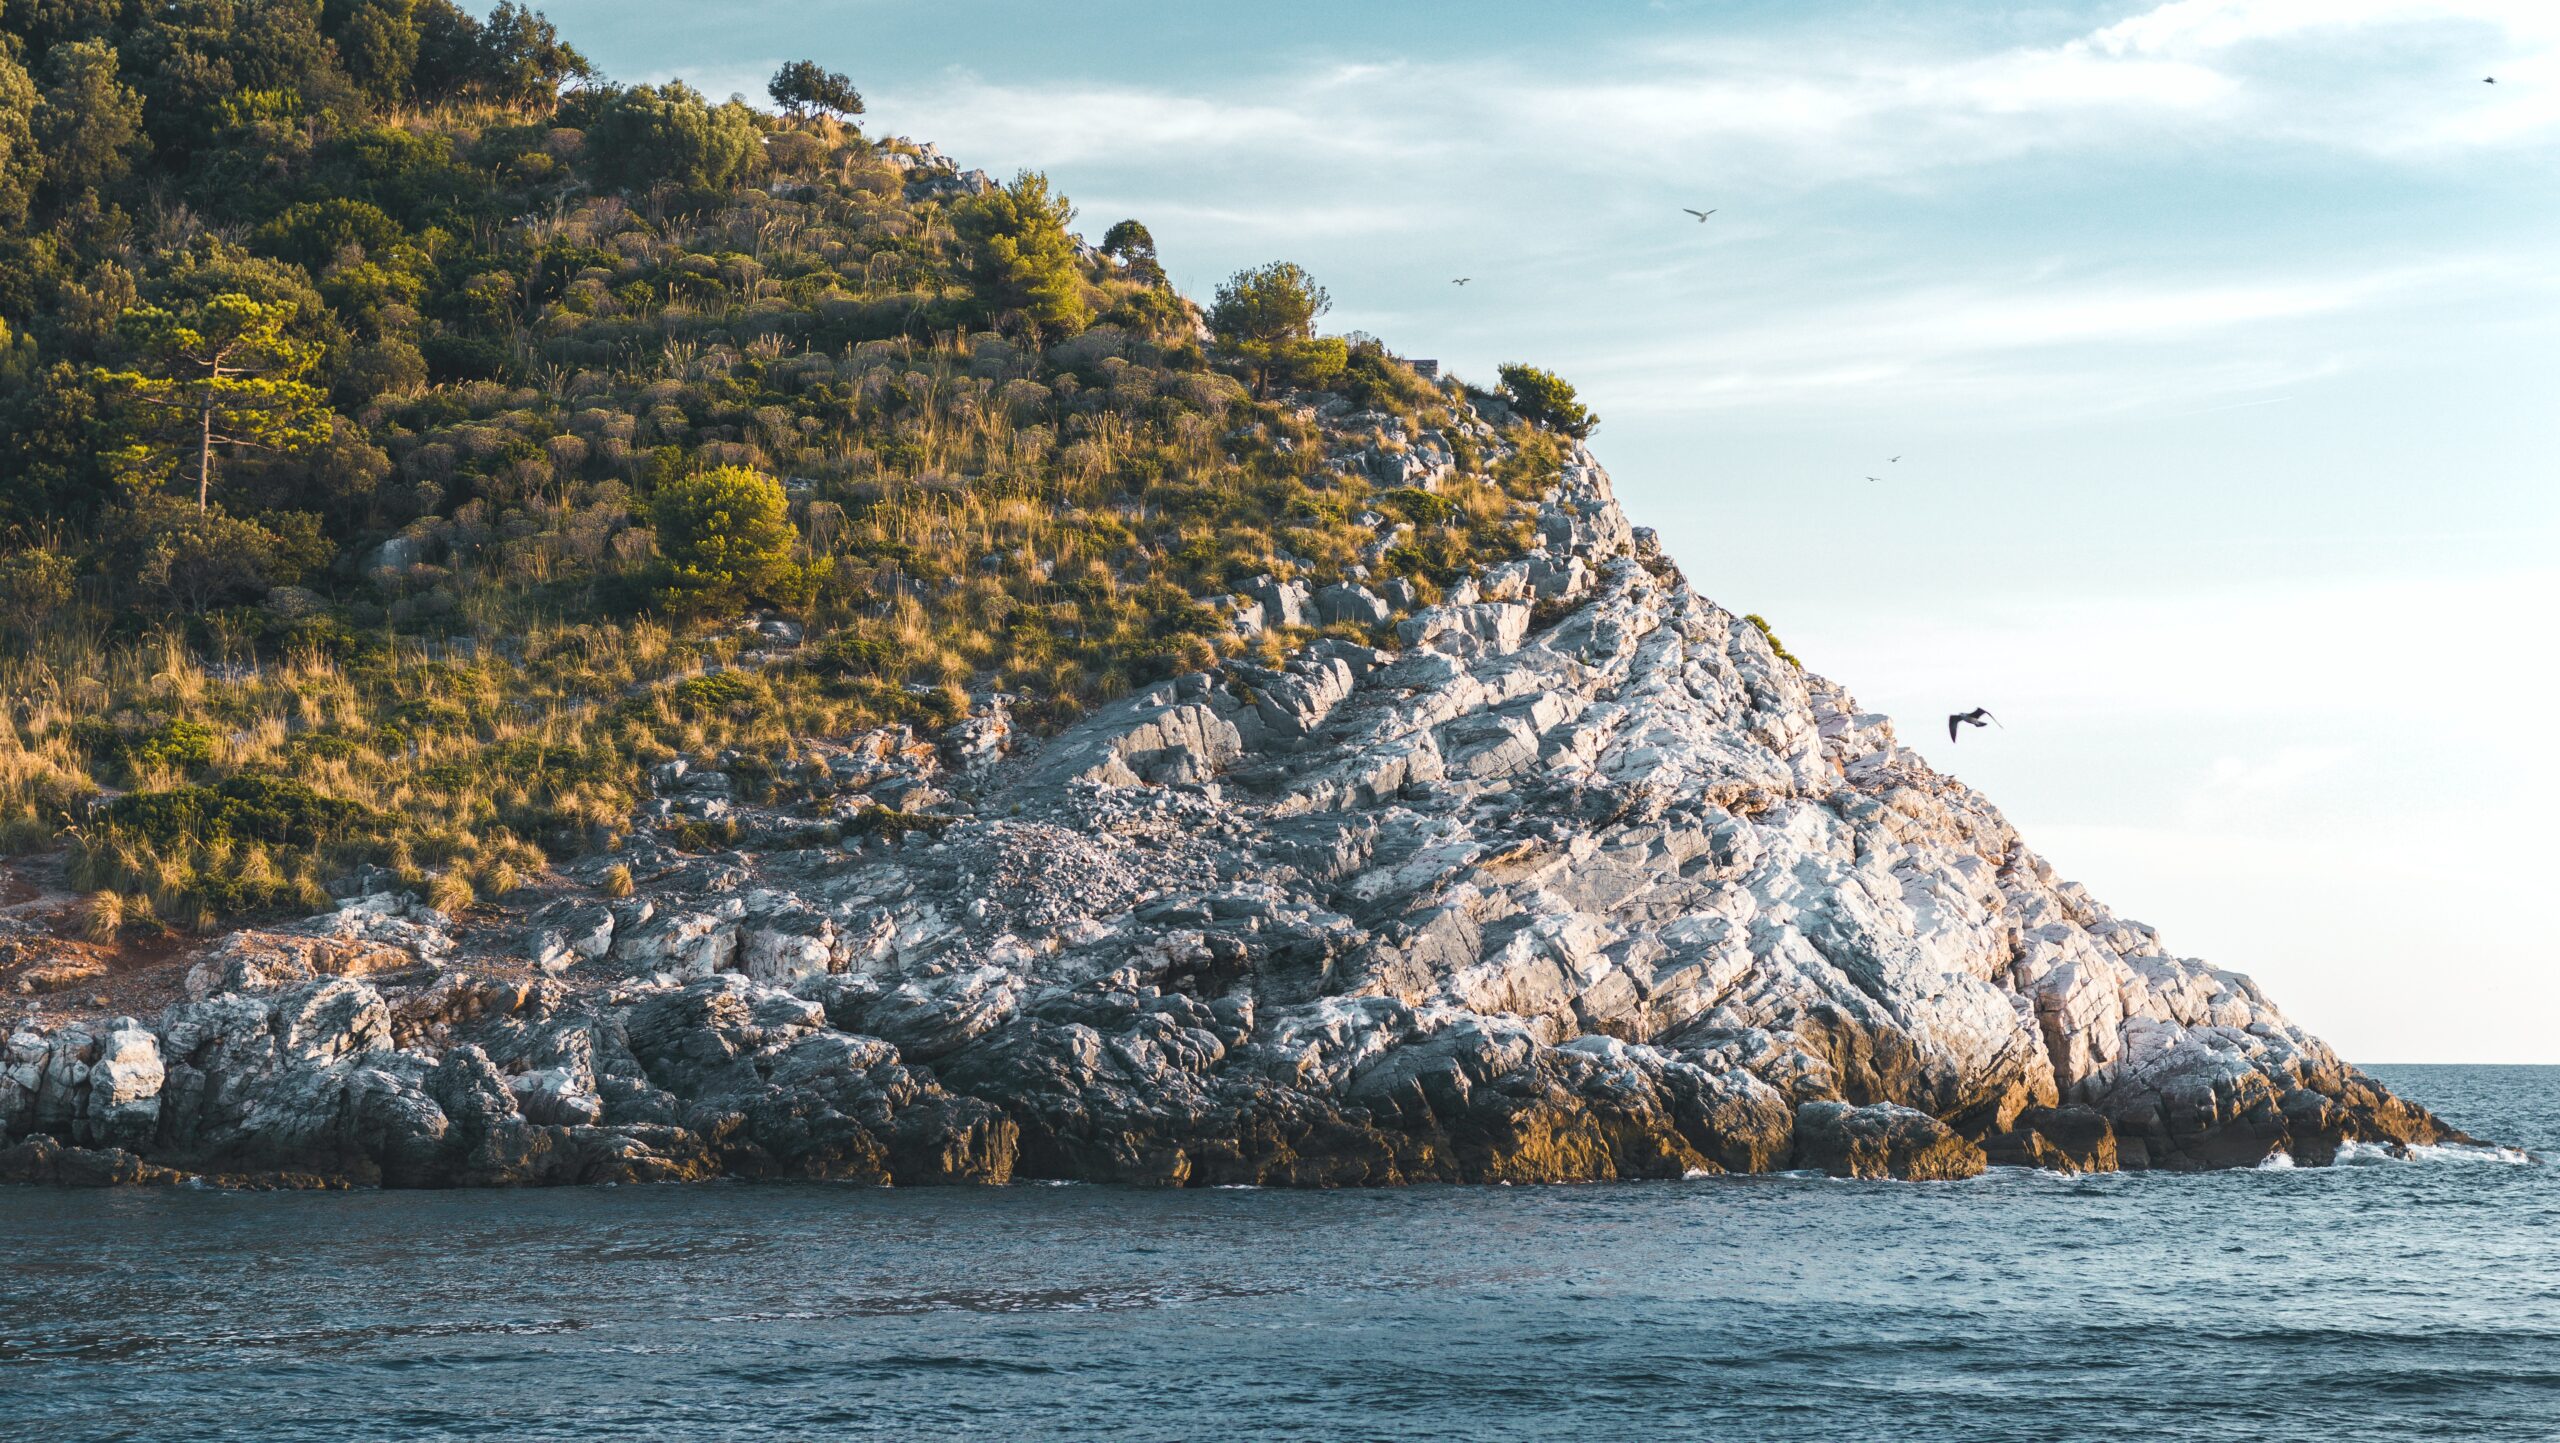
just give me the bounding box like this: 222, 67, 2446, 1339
2, 1064, 2554, 1442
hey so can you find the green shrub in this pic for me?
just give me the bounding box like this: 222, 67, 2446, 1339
102, 774, 374, 850
256, 199, 404, 271
1743, 613, 1800, 668
126, 718, 221, 776
586, 81, 764, 193
652, 465, 803, 613
1379, 487, 1454, 526
672, 670, 757, 711
1497, 363, 1598, 440
1341, 339, 1433, 413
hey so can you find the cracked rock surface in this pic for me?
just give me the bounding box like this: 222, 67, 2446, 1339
2, 447, 2464, 1187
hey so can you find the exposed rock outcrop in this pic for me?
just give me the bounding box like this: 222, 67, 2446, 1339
1, 437, 2468, 1187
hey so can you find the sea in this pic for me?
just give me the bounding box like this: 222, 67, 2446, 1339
2, 1064, 2554, 1442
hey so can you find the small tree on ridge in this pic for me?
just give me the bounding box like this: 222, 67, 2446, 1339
1209, 261, 1345, 398
769, 60, 863, 120
1496, 362, 1598, 440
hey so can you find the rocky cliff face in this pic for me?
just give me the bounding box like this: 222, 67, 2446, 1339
2, 432, 2463, 1188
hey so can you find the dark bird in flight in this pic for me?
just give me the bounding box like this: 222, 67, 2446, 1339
1452, 277, 1471, 286
1864, 476, 1880, 482
2484, 76, 2496, 84
1684, 207, 1717, 222
1947, 707, 2001, 743
1890, 455, 1902, 462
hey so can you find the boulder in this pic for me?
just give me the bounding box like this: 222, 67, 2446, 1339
1791, 1101, 1986, 1180
1311, 583, 1391, 628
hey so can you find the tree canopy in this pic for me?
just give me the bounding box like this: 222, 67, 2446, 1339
34, 38, 148, 197
586, 80, 763, 193
1209, 261, 1345, 396
768, 60, 861, 120
0, 48, 36, 224
952, 170, 1088, 332
93, 292, 331, 509
1099, 219, 1164, 286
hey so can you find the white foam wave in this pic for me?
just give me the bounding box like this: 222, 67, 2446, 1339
2255, 1149, 2298, 1170
2335, 1140, 2537, 1167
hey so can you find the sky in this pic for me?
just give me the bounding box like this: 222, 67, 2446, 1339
545, 0, 2560, 1063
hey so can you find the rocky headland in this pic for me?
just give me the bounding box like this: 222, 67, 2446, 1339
1, 408, 2466, 1189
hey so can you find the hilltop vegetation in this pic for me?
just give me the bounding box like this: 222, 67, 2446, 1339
0, 2, 1596, 931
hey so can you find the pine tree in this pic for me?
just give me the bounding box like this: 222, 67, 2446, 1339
93, 294, 331, 510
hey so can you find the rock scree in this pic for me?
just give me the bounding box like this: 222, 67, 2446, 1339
2, 439, 2469, 1188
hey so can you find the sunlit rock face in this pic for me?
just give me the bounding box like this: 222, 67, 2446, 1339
1, 445, 2462, 1188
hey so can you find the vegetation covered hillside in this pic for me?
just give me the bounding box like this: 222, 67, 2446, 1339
0, 3, 1594, 934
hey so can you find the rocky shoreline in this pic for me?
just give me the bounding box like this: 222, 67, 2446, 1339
2, 434, 2469, 1189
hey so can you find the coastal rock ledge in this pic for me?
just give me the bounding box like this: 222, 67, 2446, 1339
3, 451, 2464, 1187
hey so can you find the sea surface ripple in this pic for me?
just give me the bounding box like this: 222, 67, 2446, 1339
4, 1064, 2556, 1441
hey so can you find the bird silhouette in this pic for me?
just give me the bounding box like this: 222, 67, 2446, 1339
1889, 455, 1902, 462
1683, 208, 1717, 222
2484, 76, 2497, 84
1452, 277, 1471, 286
1947, 707, 2001, 743
1864, 476, 1880, 483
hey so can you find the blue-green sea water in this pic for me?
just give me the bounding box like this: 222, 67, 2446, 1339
3, 1064, 2554, 1442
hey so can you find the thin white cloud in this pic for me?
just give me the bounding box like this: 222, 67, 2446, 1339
2084, 0, 2558, 57
1568, 259, 2513, 416
856, 0, 2557, 211
874, 70, 1413, 169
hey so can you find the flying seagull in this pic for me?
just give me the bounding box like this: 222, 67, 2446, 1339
1684, 208, 1717, 222
2484, 76, 2496, 84
1890, 455, 1902, 462
1864, 476, 1880, 483
1947, 707, 2001, 743
1452, 277, 1471, 286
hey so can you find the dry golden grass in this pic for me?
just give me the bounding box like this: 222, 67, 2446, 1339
0, 160, 1556, 927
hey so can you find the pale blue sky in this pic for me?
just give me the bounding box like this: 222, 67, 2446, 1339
549, 0, 2559, 1062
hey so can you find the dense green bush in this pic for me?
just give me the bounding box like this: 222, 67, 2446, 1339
653, 465, 803, 612
587, 80, 763, 193
1497, 363, 1597, 440
101, 774, 375, 850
